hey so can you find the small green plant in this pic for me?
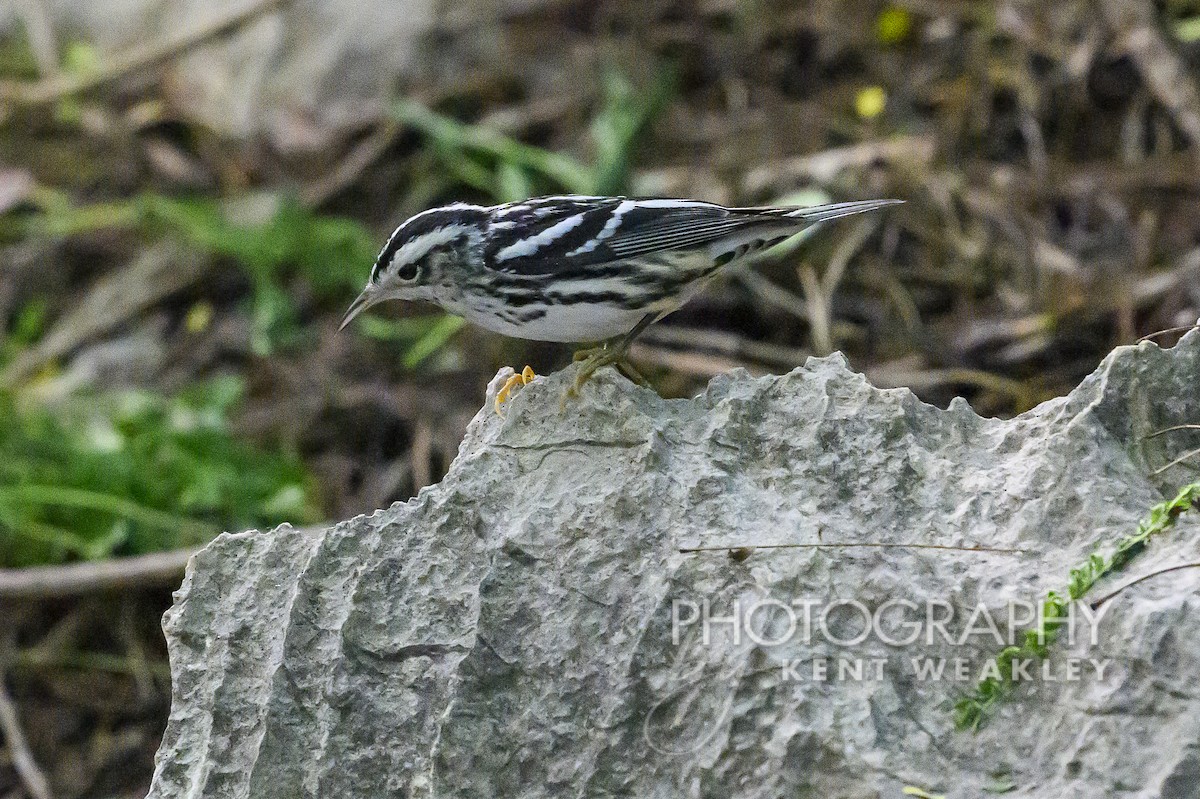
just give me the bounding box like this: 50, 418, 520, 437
0, 298, 48, 366
954, 482, 1200, 730
0, 376, 318, 567
392, 69, 674, 202
139, 193, 377, 353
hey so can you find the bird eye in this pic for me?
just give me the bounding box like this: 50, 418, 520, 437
396, 262, 419, 281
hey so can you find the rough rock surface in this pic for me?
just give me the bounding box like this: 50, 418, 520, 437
148, 333, 1200, 799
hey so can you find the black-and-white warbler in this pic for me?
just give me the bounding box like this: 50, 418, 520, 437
341, 194, 901, 405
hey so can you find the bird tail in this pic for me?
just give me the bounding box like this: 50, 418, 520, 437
782, 198, 903, 223
739, 198, 903, 224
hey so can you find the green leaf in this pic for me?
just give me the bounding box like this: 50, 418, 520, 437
1175, 16, 1200, 42
404, 315, 466, 370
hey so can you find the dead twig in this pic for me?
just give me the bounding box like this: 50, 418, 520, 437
628, 343, 759, 380
865, 361, 1036, 407
638, 325, 814, 370
0, 0, 292, 105
1152, 447, 1200, 477
0, 547, 198, 600
300, 120, 400, 208
727, 265, 811, 322
798, 217, 880, 355
997, 153, 1200, 199
1144, 414, 1200, 481
410, 418, 434, 492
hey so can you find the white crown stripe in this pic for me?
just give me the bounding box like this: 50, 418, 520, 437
392, 224, 471, 268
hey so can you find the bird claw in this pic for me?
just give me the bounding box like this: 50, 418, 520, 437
563, 350, 650, 407
494, 365, 537, 415
567, 351, 617, 399
572, 345, 606, 363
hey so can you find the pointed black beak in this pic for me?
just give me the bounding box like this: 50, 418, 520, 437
339, 287, 378, 331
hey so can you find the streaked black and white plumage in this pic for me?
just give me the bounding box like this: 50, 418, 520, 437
341, 195, 901, 343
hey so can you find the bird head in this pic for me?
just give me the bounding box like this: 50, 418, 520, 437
340, 203, 487, 330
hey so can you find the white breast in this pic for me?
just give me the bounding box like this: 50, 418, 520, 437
455, 299, 650, 343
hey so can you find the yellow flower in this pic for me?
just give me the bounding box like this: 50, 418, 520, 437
855, 86, 887, 120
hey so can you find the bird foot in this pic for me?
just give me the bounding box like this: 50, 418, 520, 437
494, 365, 537, 415
562, 348, 650, 409
567, 349, 619, 400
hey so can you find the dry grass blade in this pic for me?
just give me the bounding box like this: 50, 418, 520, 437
728, 265, 810, 321
628, 343, 756, 380
799, 216, 881, 355
0, 666, 55, 799
637, 325, 814, 370
0, 0, 293, 105
1090, 561, 1200, 609
1152, 446, 1200, 477
866, 363, 1036, 409
1146, 424, 1200, 439
741, 136, 935, 194
0, 241, 204, 388
300, 120, 400, 208
1138, 323, 1200, 343
1147, 420, 1200, 476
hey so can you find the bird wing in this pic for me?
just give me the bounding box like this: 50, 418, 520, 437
482, 196, 898, 275
599, 201, 749, 259
484, 196, 772, 275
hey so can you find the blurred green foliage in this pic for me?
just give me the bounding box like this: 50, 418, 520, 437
140, 193, 375, 353
0, 377, 317, 567
393, 69, 674, 201
1175, 15, 1200, 42
22, 189, 378, 354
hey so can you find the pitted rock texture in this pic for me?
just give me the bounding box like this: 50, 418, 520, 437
148, 333, 1200, 799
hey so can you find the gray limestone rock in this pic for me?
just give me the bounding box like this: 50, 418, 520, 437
148, 332, 1200, 798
